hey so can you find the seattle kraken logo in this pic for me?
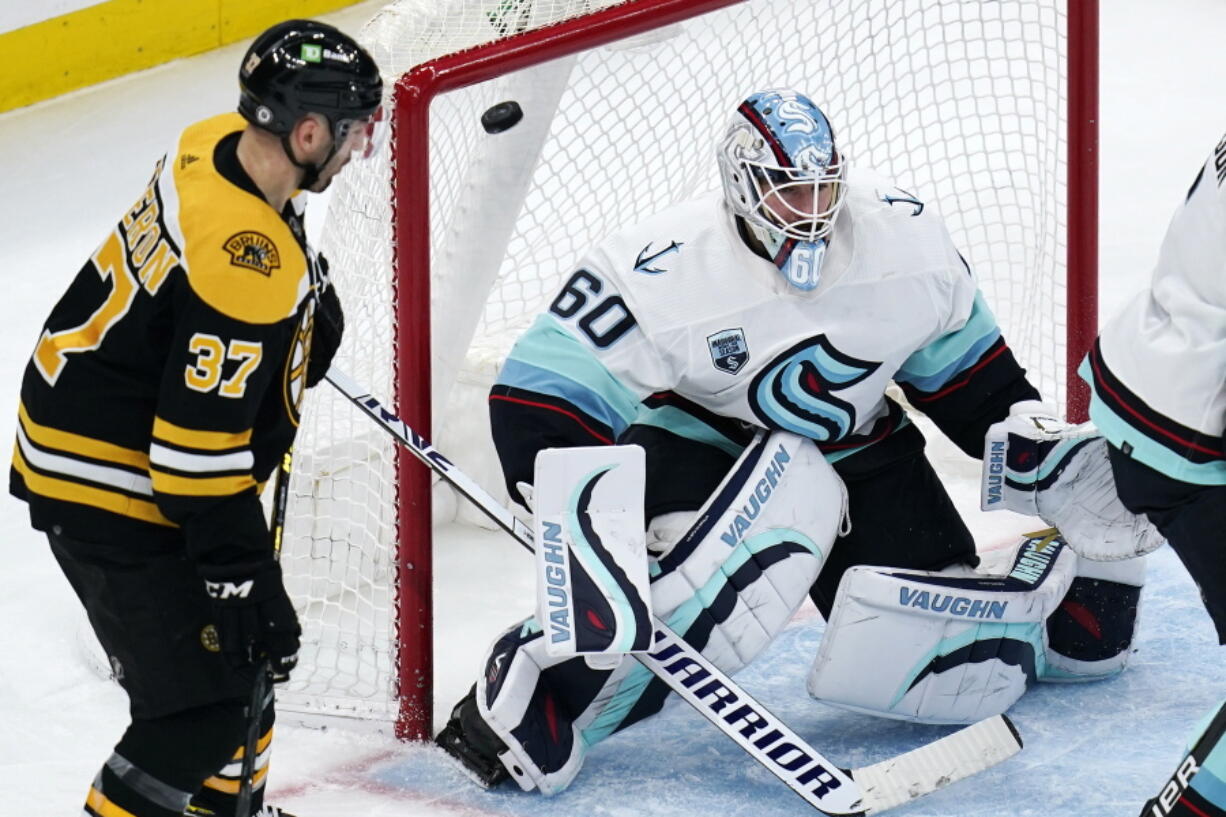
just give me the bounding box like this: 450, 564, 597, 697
749, 335, 879, 440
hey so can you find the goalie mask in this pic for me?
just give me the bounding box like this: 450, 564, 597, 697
718, 90, 846, 291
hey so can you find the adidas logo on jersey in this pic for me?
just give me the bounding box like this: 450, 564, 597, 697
180, 153, 200, 169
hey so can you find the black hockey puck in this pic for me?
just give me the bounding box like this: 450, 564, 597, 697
481, 100, 523, 134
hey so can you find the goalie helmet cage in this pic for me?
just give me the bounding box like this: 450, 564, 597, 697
278, 0, 1099, 740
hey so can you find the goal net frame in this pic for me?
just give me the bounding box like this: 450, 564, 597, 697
287, 0, 1099, 741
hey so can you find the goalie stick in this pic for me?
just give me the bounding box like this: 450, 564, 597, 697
324, 366, 1023, 815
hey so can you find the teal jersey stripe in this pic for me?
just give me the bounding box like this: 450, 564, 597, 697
1080, 357, 1226, 485
497, 314, 641, 436
820, 413, 914, 466
896, 290, 1003, 392
1188, 702, 1226, 751
1193, 765, 1226, 807
580, 529, 822, 747
631, 403, 746, 458
1189, 701, 1226, 805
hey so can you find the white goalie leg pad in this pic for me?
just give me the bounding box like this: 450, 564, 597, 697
533, 445, 652, 657
475, 431, 844, 796
473, 617, 604, 794
981, 401, 1165, 560
648, 430, 844, 676
808, 531, 1080, 724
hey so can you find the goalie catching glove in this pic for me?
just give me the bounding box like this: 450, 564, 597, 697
981, 401, 1164, 560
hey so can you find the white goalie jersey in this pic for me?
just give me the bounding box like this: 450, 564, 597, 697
493, 168, 1008, 469
1081, 140, 1226, 485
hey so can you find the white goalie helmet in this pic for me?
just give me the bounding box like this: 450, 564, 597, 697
718, 89, 846, 246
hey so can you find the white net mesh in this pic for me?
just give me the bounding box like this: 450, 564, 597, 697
278, 0, 1076, 727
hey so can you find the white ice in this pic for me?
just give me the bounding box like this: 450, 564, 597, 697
2, 1, 1225, 815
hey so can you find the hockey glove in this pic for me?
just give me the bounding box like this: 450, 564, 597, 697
980, 400, 1164, 560
306, 254, 344, 388
202, 561, 301, 682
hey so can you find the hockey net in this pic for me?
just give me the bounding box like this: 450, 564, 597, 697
276, 0, 1097, 738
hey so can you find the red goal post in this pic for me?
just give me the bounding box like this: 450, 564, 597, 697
392, 0, 749, 741
279, 0, 1099, 741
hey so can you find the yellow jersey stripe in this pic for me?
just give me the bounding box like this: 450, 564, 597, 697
13, 445, 176, 527
150, 468, 256, 497
229, 726, 275, 760
16, 423, 153, 496
18, 402, 149, 470
219, 730, 273, 775
202, 764, 269, 794
85, 785, 139, 817
152, 416, 252, 451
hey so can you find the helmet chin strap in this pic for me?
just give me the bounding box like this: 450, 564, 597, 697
280, 130, 341, 191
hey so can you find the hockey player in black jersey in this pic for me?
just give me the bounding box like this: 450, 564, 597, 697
9, 19, 382, 817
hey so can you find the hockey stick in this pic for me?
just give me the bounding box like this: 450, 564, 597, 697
235, 449, 293, 816
325, 367, 1022, 815
1138, 701, 1226, 816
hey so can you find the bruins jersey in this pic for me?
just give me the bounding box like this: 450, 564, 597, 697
11, 113, 317, 560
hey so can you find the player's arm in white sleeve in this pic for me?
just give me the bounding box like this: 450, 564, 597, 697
892, 249, 1042, 458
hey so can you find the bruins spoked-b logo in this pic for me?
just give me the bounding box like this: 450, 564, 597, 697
708, 328, 749, 374
282, 301, 314, 426
223, 231, 281, 276
200, 624, 220, 653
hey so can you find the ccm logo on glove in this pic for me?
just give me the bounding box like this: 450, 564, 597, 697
205, 579, 255, 600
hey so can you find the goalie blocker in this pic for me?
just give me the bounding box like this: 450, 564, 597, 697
808, 531, 1145, 724
532, 445, 652, 657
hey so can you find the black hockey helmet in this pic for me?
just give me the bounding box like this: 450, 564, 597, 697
238, 19, 382, 137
